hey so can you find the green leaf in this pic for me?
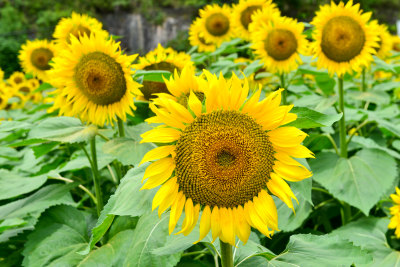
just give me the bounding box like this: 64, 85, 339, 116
32, 82, 54, 93
310, 149, 397, 214
102, 137, 155, 166
133, 70, 171, 82
315, 73, 335, 95
373, 118, 400, 138
0, 121, 32, 132
29, 116, 98, 143
31, 141, 59, 158
351, 136, 400, 159
267, 234, 372, 266
287, 107, 342, 129
347, 90, 390, 105
122, 212, 181, 267
243, 60, 263, 77
373, 81, 400, 91
0, 169, 47, 200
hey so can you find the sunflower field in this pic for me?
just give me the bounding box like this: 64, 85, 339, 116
1, 0, 400, 266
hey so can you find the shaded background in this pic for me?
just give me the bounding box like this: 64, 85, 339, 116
0, 0, 399, 78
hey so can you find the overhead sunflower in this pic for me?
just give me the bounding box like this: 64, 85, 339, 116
310, 0, 379, 77
189, 18, 217, 52
133, 44, 193, 100
19, 39, 55, 82
7, 72, 25, 86
248, 4, 281, 34
232, 0, 279, 41
48, 33, 142, 126
389, 187, 400, 238
53, 12, 109, 50
140, 66, 313, 245
198, 4, 234, 45
370, 21, 392, 59
252, 16, 307, 74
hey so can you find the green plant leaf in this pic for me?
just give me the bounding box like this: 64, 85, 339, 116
347, 90, 390, 105
351, 135, 400, 159
315, 73, 335, 95
373, 81, 400, 91
310, 149, 397, 214
286, 107, 342, 129
133, 70, 171, 82
0, 121, 32, 132
29, 116, 98, 143
0, 169, 47, 200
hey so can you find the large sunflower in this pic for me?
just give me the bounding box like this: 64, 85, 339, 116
248, 5, 281, 34
198, 4, 234, 45
53, 12, 109, 50
252, 16, 307, 74
389, 187, 400, 238
48, 34, 142, 126
140, 66, 313, 245
232, 0, 278, 41
310, 0, 379, 77
370, 21, 392, 59
19, 39, 55, 82
189, 18, 217, 52
132, 44, 193, 100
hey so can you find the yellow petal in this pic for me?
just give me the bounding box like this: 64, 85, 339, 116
140, 145, 175, 165
219, 207, 235, 246
267, 173, 298, 212
158, 183, 179, 217
273, 144, 315, 158
188, 91, 202, 117
268, 127, 307, 147
176, 198, 194, 235
211, 206, 221, 242
140, 127, 181, 143
141, 164, 175, 190
183, 203, 200, 236
246, 201, 272, 238
253, 194, 278, 231
233, 206, 251, 244
169, 192, 186, 234
152, 177, 177, 211
195, 205, 211, 244
273, 161, 312, 182
142, 157, 174, 182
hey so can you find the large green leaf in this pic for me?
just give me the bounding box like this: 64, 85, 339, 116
310, 149, 397, 214
351, 135, 400, 159
0, 169, 47, 200
29, 116, 98, 144
286, 107, 342, 129
122, 212, 181, 267
0, 121, 32, 132
315, 73, 335, 95
347, 90, 391, 105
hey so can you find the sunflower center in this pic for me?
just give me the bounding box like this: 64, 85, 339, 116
175, 110, 274, 208
19, 86, 30, 94
205, 13, 230, 36
177, 91, 205, 108
30, 48, 53, 71
141, 62, 178, 100
74, 51, 127, 105
264, 29, 298, 61
67, 25, 91, 43
13, 77, 23, 84
321, 16, 365, 62
240, 5, 262, 30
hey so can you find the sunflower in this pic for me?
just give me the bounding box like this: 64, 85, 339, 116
389, 187, 400, 238
48, 33, 142, 126
232, 0, 278, 41
310, 0, 379, 77
140, 66, 313, 245
7, 72, 25, 86
0, 68, 4, 82
133, 44, 193, 100
189, 18, 217, 52
248, 5, 281, 34
252, 16, 307, 74
53, 12, 109, 50
198, 4, 234, 45
18, 39, 56, 82
13, 81, 33, 96
370, 21, 392, 59
393, 35, 400, 52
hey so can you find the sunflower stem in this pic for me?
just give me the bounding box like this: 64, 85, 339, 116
90, 137, 104, 216
117, 117, 127, 177
338, 76, 347, 158
361, 68, 366, 92
220, 240, 233, 267
280, 73, 287, 105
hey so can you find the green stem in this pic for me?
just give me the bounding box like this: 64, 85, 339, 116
338, 76, 347, 158
48, 176, 97, 204
340, 201, 352, 225
361, 68, 366, 92
117, 117, 125, 137
90, 137, 104, 216
220, 240, 233, 267
280, 73, 287, 105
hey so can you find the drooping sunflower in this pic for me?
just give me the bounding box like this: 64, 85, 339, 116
140, 66, 313, 245
189, 18, 217, 52
252, 16, 308, 74
370, 21, 392, 59
7, 72, 25, 86
389, 187, 400, 238
132, 44, 193, 100
53, 12, 109, 50
248, 5, 281, 35
18, 39, 56, 82
48, 33, 142, 126
198, 4, 234, 45
232, 0, 278, 41
310, 0, 379, 77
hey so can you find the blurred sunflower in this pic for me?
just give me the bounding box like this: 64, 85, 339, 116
7, 72, 25, 86
310, 0, 378, 77
48, 34, 142, 126
14, 81, 32, 96
140, 67, 313, 245
19, 39, 55, 82
198, 4, 234, 45
389, 187, 400, 238
0, 68, 4, 82
393, 35, 400, 52
370, 21, 392, 59
189, 18, 217, 52
0, 93, 8, 109
232, 0, 278, 41
248, 5, 281, 34
53, 12, 109, 50
133, 44, 193, 100
252, 16, 307, 74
